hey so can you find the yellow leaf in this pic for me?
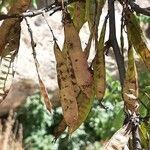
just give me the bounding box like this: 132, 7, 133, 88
123, 43, 139, 113
69, 1, 86, 32
86, 0, 106, 40
93, 18, 107, 101
126, 11, 150, 70
85, 0, 96, 32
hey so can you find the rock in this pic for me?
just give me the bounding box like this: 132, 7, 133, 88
0, 79, 37, 116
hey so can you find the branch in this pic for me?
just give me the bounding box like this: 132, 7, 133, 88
129, 0, 150, 16
131, 119, 142, 150
107, 0, 125, 87
0, 0, 83, 21
124, 113, 142, 149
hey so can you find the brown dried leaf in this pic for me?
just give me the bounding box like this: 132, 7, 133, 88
54, 42, 78, 127
0, 20, 21, 102
39, 78, 52, 112
0, 0, 31, 55
68, 91, 94, 133
63, 11, 93, 98
62, 50, 80, 98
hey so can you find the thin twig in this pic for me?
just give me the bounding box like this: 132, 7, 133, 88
42, 13, 57, 41
132, 125, 142, 150
0, 0, 83, 21
129, 0, 150, 16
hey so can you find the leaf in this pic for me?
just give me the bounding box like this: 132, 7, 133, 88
53, 91, 95, 135
126, 11, 150, 70
0, 0, 31, 55
68, 91, 94, 134
93, 18, 107, 101
32, 0, 37, 9
139, 123, 149, 149
63, 10, 93, 98
69, 1, 86, 32
38, 78, 52, 112
54, 42, 78, 127
62, 48, 80, 98
34, 60, 52, 112
84, 32, 93, 59
53, 118, 67, 139
94, 0, 106, 43
123, 43, 139, 113
104, 123, 131, 150
85, 0, 96, 32
0, 20, 21, 59
0, 20, 21, 102
86, 0, 106, 41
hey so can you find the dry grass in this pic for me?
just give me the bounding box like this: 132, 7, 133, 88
0, 110, 23, 150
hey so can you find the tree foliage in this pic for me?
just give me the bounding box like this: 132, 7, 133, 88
0, 0, 150, 149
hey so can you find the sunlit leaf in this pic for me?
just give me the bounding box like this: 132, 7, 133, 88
104, 123, 131, 150
32, 0, 37, 9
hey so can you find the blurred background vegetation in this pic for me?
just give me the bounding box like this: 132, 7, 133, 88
17, 70, 150, 150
